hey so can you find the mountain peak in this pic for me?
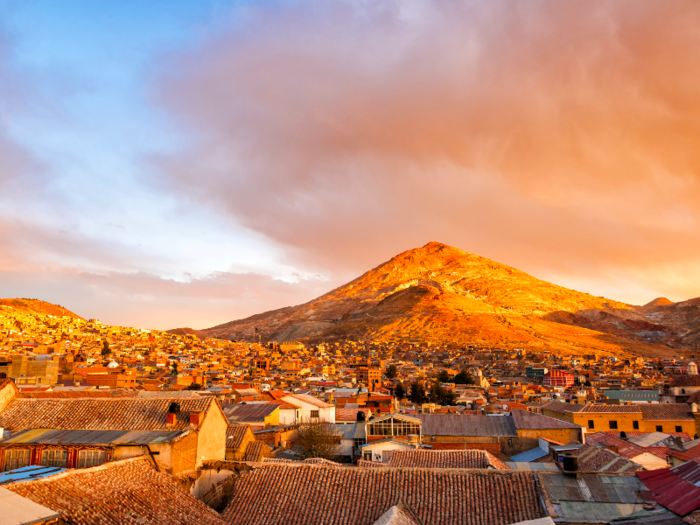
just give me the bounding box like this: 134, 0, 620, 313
644, 297, 674, 307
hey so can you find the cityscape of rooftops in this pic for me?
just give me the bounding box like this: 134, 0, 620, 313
0, 1, 699, 524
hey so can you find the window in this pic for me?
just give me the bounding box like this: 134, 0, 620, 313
310, 410, 320, 419
41, 449, 67, 468
656, 425, 663, 432
676, 426, 683, 433
366, 418, 421, 437
77, 449, 106, 469
588, 420, 595, 429
633, 421, 639, 430
609, 421, 618, 430
5, 449, 30, 471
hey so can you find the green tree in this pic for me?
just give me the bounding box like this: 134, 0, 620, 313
185, 382, 202, 391
453, 370, 473, 385
101, 340, 110, 356
409, 381, 427, 404
428, 381, 457, 405
171, 361, 179, 375
394, 383, 406, 400
385, 365, 398, 379
436, 370, 450, 383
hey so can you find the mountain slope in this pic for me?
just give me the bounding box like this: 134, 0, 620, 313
0, 298, 83, 319
199, 242, 695, 358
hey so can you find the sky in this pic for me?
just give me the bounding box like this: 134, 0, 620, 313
0, 0, 699, 330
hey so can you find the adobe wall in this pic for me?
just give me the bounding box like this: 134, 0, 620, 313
514, 428, 582, 455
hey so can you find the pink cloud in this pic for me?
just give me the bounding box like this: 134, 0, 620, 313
149, 0, 700, 304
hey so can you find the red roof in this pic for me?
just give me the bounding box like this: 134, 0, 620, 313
637, 458, 700, 516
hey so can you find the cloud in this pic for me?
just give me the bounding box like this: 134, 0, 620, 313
0, 266, 326, 330
150, 0, 700, 303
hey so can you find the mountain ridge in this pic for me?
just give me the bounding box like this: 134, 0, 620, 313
193, 242, 698, 358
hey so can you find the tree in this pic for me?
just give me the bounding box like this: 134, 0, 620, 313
101, 340, 110, 356
295, 420, 342, 460
409, 381, 427, 404
394, 383, 406, 400
385, 365, 398, 379
429, 380, 458, 406
453, 370, 474, 385
185, 382, 203, 391
171, 361, 179, 375
436, 370, 450, 383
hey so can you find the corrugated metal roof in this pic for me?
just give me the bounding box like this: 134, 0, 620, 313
506, 462, 560, 472
555, 501, 648, 523
637, 459, 700, 516
608, 511, 686, 524
416, 414, 517, 437
0, 428, 187, 446
0, 466, 67, 485
0, 486, 61, 525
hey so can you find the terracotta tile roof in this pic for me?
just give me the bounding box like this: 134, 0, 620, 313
372, 504, 421, 525
639, 403, 693, 421
18, 389, 138, 399
5, 457, 226, 525
244, 441, 264, 462
387, 450, 511, 470
227, 424, 250, 450
670, 375, 700, 387
336, 408, 372, 421
357, 459, 388, 468
0, 397, 214, 431
541, 401, 585, 414
511, 409, 581, 430
572, 444, 641, 473
578, 405, 642, 413
222, 463, 546, 525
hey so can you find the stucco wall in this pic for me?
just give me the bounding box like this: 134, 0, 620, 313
196, 402, 228, 466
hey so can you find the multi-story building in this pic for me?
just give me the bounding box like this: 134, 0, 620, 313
0, 354, 59, 386
357, 367, 382, 391
542, 370, 574, 388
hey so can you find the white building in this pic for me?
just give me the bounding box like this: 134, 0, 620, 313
282, 393, 335, 423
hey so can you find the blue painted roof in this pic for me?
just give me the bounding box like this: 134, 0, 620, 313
0, 465, 67, 485
510, 447, 549, 462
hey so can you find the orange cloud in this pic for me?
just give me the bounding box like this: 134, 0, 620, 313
150, 0, 700, 304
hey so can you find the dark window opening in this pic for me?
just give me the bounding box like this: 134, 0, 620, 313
656, 425, 663, 432
588, 420, 595, 429
633, 421, 639, 430
609, 420, 618, 430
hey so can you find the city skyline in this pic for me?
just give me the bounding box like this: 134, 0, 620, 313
1, 0, 699, 330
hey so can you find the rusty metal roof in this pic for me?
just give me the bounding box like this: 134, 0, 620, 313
0, 428, 188, 446
637, 458, 700, 516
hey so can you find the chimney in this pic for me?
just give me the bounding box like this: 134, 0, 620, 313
166, 413, 177, 427
190, 411, 201, 427
408, 434, 420, 448
692, 403, 698, 413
